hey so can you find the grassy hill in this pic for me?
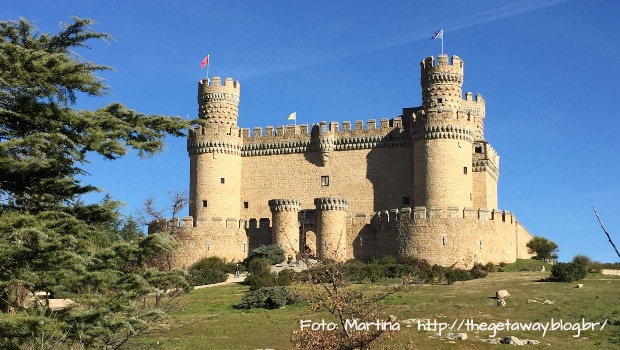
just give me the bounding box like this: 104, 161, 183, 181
129, 269, 620, 349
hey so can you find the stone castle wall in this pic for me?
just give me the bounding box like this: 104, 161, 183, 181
150, 205, 534, 268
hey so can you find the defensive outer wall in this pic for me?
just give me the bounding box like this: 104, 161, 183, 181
149, 54, 535, 268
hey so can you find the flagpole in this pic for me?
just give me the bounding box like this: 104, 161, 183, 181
441, 30, 444, 55
206, 54, 210, 80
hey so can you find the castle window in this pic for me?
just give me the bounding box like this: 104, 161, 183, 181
442, 236, 447, 246
243, 243, 246, 252
243, 201, 249, 209
202, 200, 208, 208
437, 98, 443, 104
403, 197, 411, 205
321, 175, 330, 187
479, 240, 484, 250
475, 146, 483, 153
463, 167, 468, 175
220, 177, 225, 184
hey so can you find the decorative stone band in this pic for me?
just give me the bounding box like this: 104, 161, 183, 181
314, 197, 349, 211
412, 124, 474, 142
422, 72, 463, 85
458, 107, 483, 117
472, 159, 500, 180
187, 140, 242, 156
240, 135, 412, 157
268, 198, 302, 212
199, 92, 240, 106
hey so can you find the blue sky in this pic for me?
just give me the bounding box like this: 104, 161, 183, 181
5, 0, 620, 263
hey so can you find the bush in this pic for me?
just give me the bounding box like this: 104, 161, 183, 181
234, 286, 298, 309
445, 268, 473, 285
484, 262, 495, 272
380, 255, 398, 265
364, 263, 385, 282
572, 255, 602, 273
246, 244, 285, 265
188, 257, 228, 286
398, 256, 431, 270
277, 268, 295, 286
551, 262, 587, 283
245, 258, 277, 290
470, 264, 489, 279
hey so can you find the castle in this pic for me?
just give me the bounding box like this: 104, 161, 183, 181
150, 54, 535, 268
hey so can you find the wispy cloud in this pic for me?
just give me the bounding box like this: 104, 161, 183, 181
238, 0, 570, 80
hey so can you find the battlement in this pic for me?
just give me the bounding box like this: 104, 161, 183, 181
420, 55, 464, 80
372, 206, 514, 223
473, 141, 500, 178
239, 117, 410, 157
148, 216, 249, 232
244, 117, 404, 138
198, 76, 240, 91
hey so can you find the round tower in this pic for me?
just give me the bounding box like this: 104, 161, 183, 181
188, 77, 242, 226
314, 197, 349, 262
268, 199, 301, 262
413, 55, 474, 209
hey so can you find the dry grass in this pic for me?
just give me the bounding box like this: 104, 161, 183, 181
128, 271, 620, 349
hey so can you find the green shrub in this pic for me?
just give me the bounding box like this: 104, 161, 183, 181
551, 262, 587, 283
364, 263, 386, 282
245, 258, 277, 290
276, 268, 295, 286
470, 264, 488, 279
380, 255, 398, 265
398, 256, 431, 270
384, 264, 415, 278
188, 257, 228, 286
234, 286, 297, 309
484, 262, 495, 272
445, 268, 473, 285
246, 244, 285, 265
572, 255, 602, 273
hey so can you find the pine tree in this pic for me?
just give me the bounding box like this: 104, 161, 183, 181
0, 17, 191, 349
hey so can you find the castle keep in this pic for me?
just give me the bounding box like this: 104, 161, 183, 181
152, 54, 534, 268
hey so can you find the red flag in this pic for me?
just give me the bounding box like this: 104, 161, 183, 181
200, 54, 209, 68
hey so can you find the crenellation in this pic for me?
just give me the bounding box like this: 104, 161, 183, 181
380, 118, 389, 129
367, 119, 376, 130
182, 216, 194, 228
265, 126, 274, 136
342, 121, 351, 132
463, 207, 476, 219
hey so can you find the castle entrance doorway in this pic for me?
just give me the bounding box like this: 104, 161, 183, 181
300, 224, 317, 259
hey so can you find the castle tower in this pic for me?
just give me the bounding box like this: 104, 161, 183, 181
413, 55, 474, 209
188, 77, 242, 226
268, 199, 301, 262
314, 197, 349, 262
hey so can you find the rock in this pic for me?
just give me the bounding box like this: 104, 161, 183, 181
527, 299, 539, 303
501, 336, 524, 345
541, 265, 545, 271
443, 333, 468, 340
388, 315, 398, 322
496, 290, 510, 299
497, 298, 506, 306
542, 299, 554, 304
576, 284, 583, 288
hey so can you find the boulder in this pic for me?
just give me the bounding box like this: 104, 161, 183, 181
496, 290, 510, 299
576, 284, 584, 288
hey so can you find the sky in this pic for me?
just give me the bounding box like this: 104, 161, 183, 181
4, 0, 620, 263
